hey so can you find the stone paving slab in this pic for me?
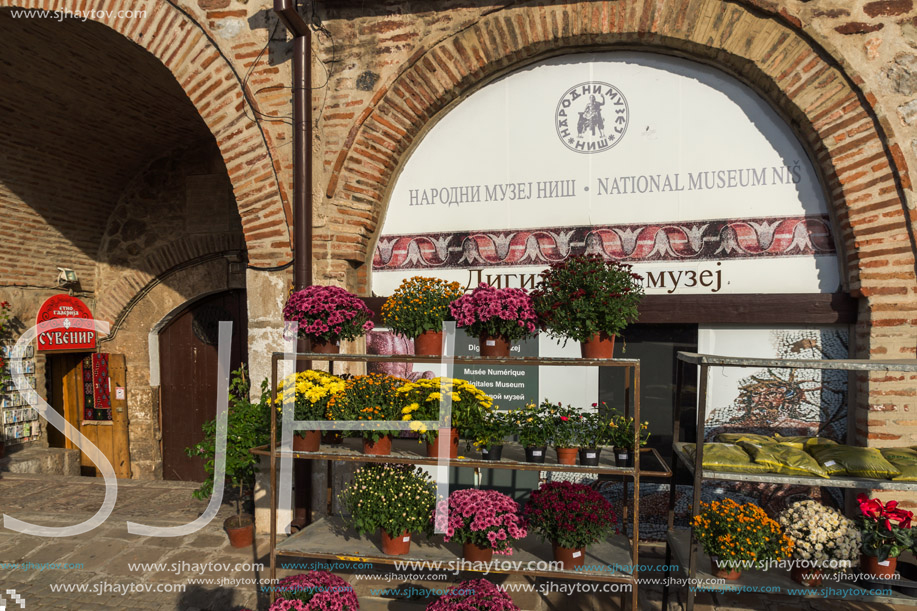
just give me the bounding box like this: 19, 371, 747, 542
4, 473, 917, 610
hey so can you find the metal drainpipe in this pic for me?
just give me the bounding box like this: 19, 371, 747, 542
274, 0, 313, 530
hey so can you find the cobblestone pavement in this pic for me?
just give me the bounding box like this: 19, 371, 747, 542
2, 473, 917, 611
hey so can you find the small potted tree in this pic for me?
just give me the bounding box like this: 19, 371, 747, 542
338, 463, 436, 555
544, 402, 579, 465
426, 579, 520, 611
397, 377, 494, 458
186, 366, 270, 548
434, 488, 527, 562
275, 370, 345, 452
531, 254, 644, 358
268, 571, 360, 610
449, 283, 539, 357
691, 498, 794, 579
381, 276, 464, 356
857, 493, 913, 577
778, 500, 860, 586
525, 481, 618, 569
325, 373, 408, 455
283, 285, 375, 353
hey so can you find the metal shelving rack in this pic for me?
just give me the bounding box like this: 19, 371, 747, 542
252, 351, 673, 610
662, 352, 917, 611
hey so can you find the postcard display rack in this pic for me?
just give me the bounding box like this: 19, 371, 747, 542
1, 343, 39, 446
252, 352, 673, 609
662, 352, 917, 611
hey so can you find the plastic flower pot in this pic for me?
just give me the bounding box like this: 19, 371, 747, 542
414, 330, 444, 356
308, 338, 340, 354
381, 529, 411, 555
580, 332, 615, 359
710, 557, 741, 580
479, 334, 510, 357
426, 428, 459, 459
555, 447, 578, 465
579, 448, 601, 466
292, 430, 321, 453
463, 542, 494, 563
790, 565, 822, 587
322, 431, 343, 445
224, 515, 254, 548
614, 448, 633, 468
552, 542, 585, 570
524, 446, 547, 463
862, 554, 897, 579
363, 435, 392, 456
480, 445, 503, 461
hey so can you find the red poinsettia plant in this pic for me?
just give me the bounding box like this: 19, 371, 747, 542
857, 493, 914, 561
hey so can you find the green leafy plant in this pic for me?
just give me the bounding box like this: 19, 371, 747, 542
465, 410, 514, 451
573, 410, 611, 449
532, 254, 644, 344
186, 366, 270, 523
338, 463, 436, 538
381, 276, 464, 339
508, 402, 551, 448
542, 401, 580, 448
602, 404, 650, 450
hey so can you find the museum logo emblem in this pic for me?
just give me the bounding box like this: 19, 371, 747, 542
555, 82, 629, 154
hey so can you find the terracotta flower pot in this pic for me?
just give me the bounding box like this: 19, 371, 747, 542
552, 542, 585, 570
414, 330, 444, 356
580, 332, 615, 359
426, 428, 459, 459
363, 435, 392, 456
463, 542, 494, 563
479, 334, 510, 357
293, 430, 321, 453
381, 529, 411, 555
224, 515, 254, 548
790, 565, 822, 587
524, 446, 547, 463
862, 554, 897, 578
710, 557, 741, 580
556, 447, 578, 465
309, 338, 340, 354
480, 445, 503, 461
579, 448, 601, 466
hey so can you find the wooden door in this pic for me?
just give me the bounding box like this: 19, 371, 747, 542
159, 290, 248, 481
47, 353, 131, 478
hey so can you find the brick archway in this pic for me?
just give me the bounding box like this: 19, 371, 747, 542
326, 0, 917, 445
0, 0, 292, 268
326, 0, 912, 303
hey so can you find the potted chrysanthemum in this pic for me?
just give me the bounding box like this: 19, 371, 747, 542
325, 374, 408, 455
426, 579, 520, 611
397, 377, 494, 458
434, 488, 527, 562
268, 571, 359, 610
283, 285, 374, 353
449, 284, 538, 357
524, 481, 618, 569
778, 500, 860, 586
531, 254, 644, 358
338, 464, 436, 555
381, 276, 464, 356
466, 410, 513, 460
691, 498, 794, 579
275, 370, 345, 452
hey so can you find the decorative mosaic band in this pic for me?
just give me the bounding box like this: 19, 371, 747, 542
373, 215, 835, 271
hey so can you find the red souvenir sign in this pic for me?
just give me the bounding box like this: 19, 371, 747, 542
36, 295, 96, 352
